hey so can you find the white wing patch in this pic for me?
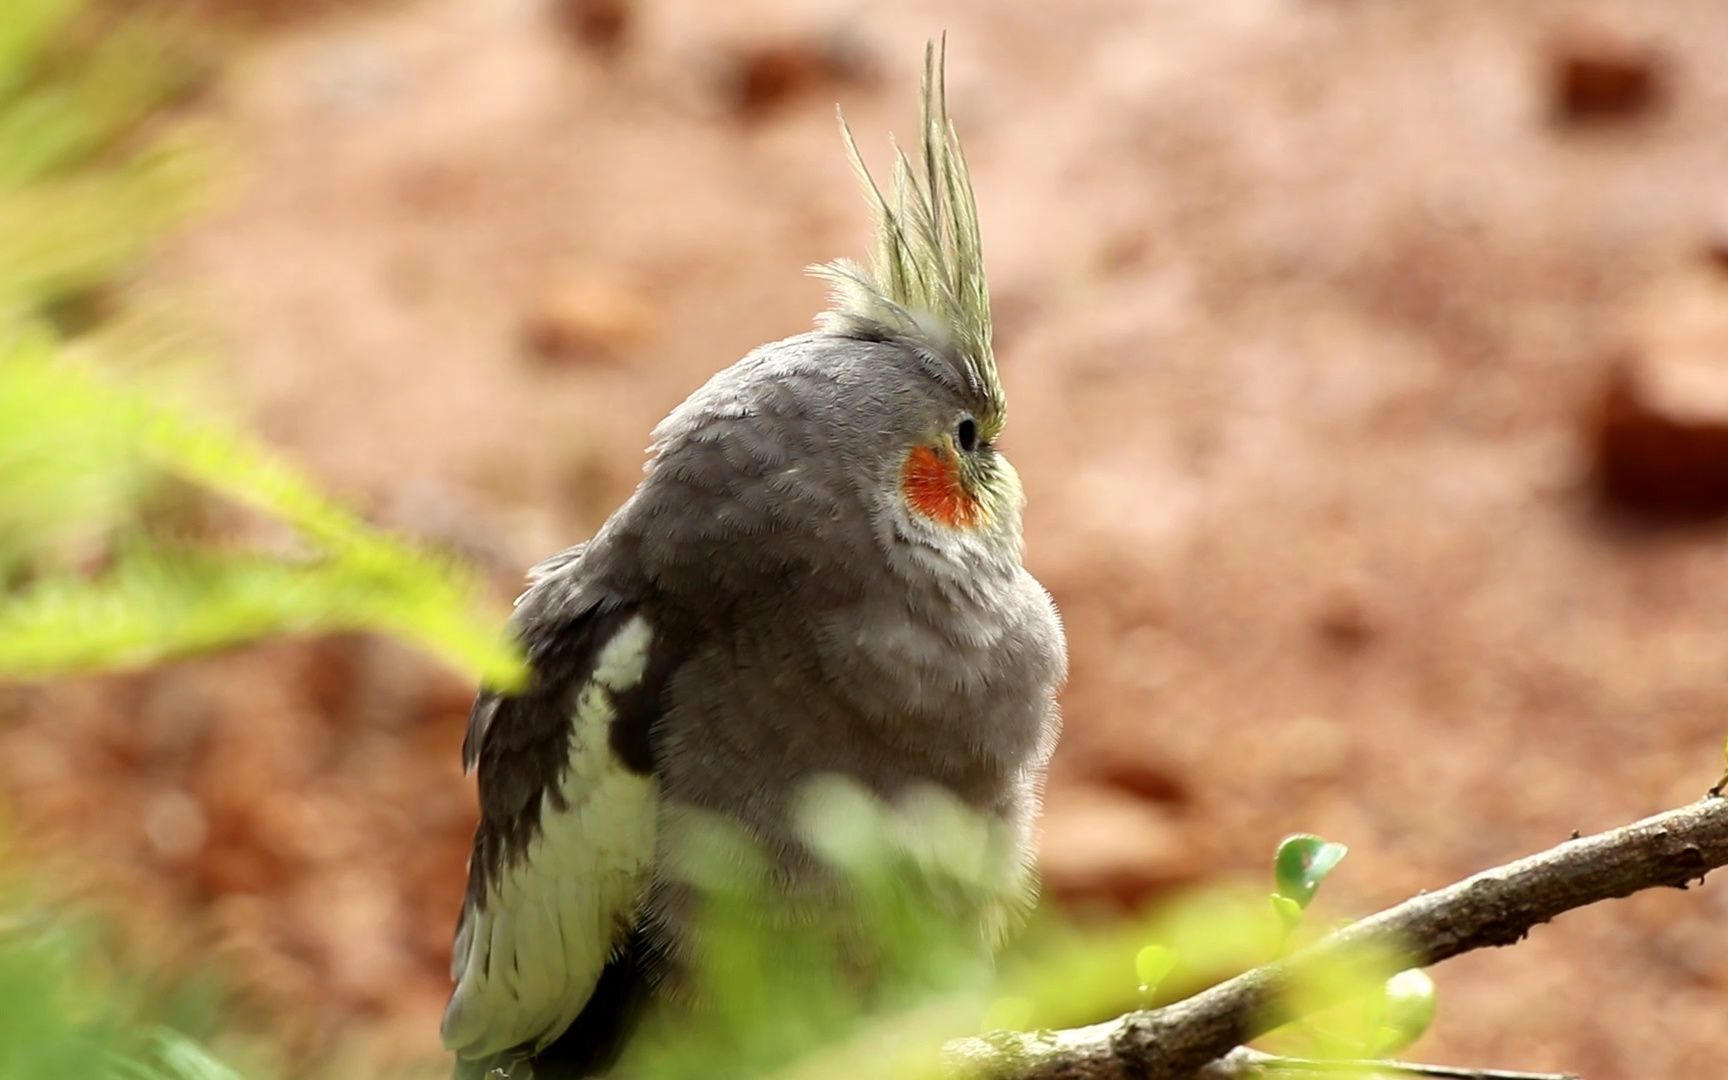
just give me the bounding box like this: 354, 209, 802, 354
443, 614, 658, 1060
594, 614, 653, 692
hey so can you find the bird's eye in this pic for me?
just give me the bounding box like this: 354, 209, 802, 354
956, 417, 979, 453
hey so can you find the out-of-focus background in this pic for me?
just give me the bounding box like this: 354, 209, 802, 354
6, 0, 1728, 1076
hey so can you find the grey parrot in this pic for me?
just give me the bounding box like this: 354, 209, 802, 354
443, 42, 1067, 1078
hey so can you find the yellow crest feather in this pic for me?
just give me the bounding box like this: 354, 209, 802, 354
808, 38, 1004, 432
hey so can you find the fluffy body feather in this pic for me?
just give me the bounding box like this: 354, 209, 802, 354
445, 43, 1066, 1078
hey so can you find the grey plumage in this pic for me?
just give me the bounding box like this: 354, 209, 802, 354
445, 45, 1066, 1079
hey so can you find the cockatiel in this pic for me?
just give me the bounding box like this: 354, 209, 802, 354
444, 42, 1066, 1079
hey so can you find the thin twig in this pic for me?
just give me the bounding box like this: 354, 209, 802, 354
954, 795, 1728, 1079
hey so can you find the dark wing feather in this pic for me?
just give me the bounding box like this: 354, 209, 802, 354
444, 546, 678, 1064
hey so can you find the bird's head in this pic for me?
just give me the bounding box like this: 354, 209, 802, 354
641, 41, 1025, 587
807, 39, 1024, 563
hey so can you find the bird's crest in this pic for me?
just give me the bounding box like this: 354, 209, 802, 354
809, 39, 1004, 434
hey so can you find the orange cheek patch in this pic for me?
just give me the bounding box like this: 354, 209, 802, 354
901, 445, 982, 528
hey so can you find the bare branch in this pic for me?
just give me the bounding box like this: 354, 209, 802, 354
956, 795, 1728, 1080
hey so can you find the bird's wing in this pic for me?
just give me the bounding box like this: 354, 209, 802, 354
442, 552, 669, 1062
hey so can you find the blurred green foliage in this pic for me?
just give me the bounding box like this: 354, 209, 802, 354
615, 780, 1241, 1080
0, 0, 205, 332
0, 326, 525, 685
0, 0, 524, 689
0, 1, 518, 1077
0, 868, 252, 1080
616, 781, 1009, 1080
612, 783, 1433, 1080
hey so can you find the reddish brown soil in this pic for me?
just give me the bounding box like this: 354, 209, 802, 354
9, 1, 1728, 1075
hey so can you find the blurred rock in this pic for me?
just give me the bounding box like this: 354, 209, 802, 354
297, 633, 369, 725
1038, 786, 1200, 910
1590, 357, 1728, 520
1590, 270, 1728, 520
1704, 223, 1728, 279
1313, 592, 1377, 653
720, 29, 877, 119
550, 0, 630, 55
1087, 753, 1195, 807
1549, 25, 1664, 125
521, 268, 653, 365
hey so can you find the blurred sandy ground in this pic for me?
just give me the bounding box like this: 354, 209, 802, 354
7, 0, 1728, 1074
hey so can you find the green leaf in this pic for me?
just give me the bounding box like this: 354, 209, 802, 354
1270, 893, 1305, 931
1369, 968, 1438, 1056
1274, 834, 1348, 909
1134, 945, 1176, 997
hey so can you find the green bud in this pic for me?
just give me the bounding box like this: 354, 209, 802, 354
1274, 834, 1348, 909
1370, 968, 1438, 1055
